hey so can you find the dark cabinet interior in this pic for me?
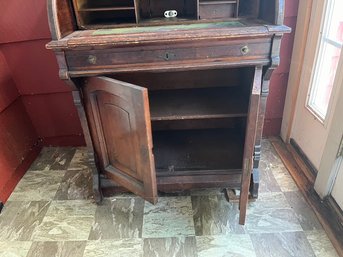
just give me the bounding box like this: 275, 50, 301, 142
72, 0, 274, 28
109, 67, 253, 176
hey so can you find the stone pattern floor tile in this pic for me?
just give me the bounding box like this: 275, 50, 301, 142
45, 200, 97, 217
89, 197, 144, 240
250, 232, 316, 257
68, 148, 89, 171
32, 216, 94, 241
272, 166, 299, 192
26, 241, 86, 257
83, 239, 143, 257
0, 142, 339, 257
284, 191, 323, 231
142, 196, 195, 238
32, 200, 96, 241
244, 192, 303, 234
261, 140, 298, 192
245, 207, 303, 234
192, 194, 244, 235
8, 170, 66, 201
0, 241, 32, 257
29, 147, 76, 171
196, 234, 256, 257
305, 230, 339, 257
143, 237, 197, 257
54, 169, 94, 200
0, 201, 50, 241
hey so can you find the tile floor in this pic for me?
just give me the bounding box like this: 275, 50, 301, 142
0, 140, 339, 257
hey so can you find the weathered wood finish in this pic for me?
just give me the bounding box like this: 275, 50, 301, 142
47, 0, 76, 39
250, 34, 283, 198
239, 66, 262, 225
46, 0, 289, 224
83, 77, 157, 204
65, 37, 272, 73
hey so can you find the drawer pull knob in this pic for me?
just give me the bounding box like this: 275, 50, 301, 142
88, 55, 97, 64
241, 46, 250, 55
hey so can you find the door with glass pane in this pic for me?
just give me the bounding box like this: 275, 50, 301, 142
290, 0, 343, 171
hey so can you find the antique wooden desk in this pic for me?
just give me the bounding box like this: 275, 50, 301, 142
47, 0, 290, 224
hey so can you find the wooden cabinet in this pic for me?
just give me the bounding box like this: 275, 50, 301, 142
47, 0, 290, 224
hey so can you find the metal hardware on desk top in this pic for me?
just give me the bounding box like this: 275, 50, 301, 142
164, 10, 178, 18
241, 45, 249, 55
88, 55, 97, 65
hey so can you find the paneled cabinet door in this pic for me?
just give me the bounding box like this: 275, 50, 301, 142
83, 77, 157, 204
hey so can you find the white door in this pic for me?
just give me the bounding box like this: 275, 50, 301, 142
282, 0, 343, 202
331, 157, 343, 209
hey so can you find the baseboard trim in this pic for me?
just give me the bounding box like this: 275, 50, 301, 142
270, 137, 343, 256
290, 138, 318, 177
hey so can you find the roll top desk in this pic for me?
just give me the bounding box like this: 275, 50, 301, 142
47, 0, 290, 224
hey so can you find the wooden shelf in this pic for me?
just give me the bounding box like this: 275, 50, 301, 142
79, 7, 135, 12
153, 128, 244, 173
199, 0, 237, 5
149, 87, 249, 121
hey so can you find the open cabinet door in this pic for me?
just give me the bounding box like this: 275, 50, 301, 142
83, 77, 157, 204
239, 66, 262, 225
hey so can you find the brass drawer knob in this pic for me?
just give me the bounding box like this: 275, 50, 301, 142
241, 46, 250, 55
88, 55, 97, 64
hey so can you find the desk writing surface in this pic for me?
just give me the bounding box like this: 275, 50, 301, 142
92, 21, 245, 36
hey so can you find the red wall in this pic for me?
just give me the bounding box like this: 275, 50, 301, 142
0, 0, 299, 145
263, 0, 299, 136
0, 49, 39, 203
0, 0, 84, 146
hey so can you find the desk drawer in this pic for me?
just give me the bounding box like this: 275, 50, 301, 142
66, 38, 272, 72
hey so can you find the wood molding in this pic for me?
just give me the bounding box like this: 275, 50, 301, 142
281, 0, 314, 142
270, 137, 343, 256
289, 138, 317, 181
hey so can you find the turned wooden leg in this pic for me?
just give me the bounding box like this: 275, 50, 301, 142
250, 144, 261, 199
89, 152, 102, 204
72, 89, 103, 204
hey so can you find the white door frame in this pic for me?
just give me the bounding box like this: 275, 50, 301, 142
281, 0, 343, 198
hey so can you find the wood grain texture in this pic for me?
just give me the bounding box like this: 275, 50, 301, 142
271, 137, 343, 256
83, 77, 157, 204
239, 66, 262, 225
46, 0, 289, 224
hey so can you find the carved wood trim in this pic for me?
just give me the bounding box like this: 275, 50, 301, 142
239, 66, 262, 225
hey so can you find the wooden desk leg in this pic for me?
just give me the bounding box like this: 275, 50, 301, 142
239, 67, 262, 225
55, 52, 103, 204
72, 90, 103, 204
